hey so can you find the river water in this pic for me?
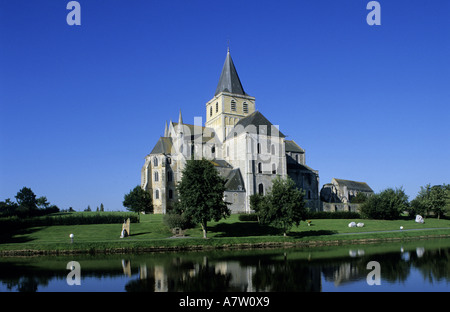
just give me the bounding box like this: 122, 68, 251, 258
0, 238, 449, 292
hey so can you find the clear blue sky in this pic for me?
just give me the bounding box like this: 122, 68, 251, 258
1, 0, 449, 211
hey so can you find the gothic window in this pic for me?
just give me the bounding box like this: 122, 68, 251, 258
153, 157, 158, 167
258, 162, 262, 174
210, 106, 213, 117
154, 171, 159, 182
155, 189, 159, 200
231, 100, 236, 112
272, 163, 276, 174
243, 102, 248, 113
258, 183, 264, 195
216, 102, 218, 113
257, 143, 261, 154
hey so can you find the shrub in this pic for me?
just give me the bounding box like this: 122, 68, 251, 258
238, 213, 259, 221
163, 213, 195, 230
305, 211, 361, 219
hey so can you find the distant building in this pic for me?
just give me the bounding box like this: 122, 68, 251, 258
321, 178, 374, 204
141, 50, 320, 213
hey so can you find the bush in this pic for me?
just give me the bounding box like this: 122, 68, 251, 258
305, 211, 361, 219
238, 213, 259, 221
163, 213, 195, 230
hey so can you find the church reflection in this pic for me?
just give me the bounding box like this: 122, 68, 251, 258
1, 240, 449, 292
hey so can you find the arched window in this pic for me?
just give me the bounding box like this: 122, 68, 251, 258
211, 145, 215, 154
272, 163, 276, 174
155, 189, 159, 200
154, 171, 159, 182
169, 189, 173, 199
258, 162, 262, 174
216, 102, 218, 113
257, 143, 261, 154
153, 157, 158, 167
258, 183, 264, 195
210, 106, 213, 117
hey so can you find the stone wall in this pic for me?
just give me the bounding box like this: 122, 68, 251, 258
321, 202, 362, 213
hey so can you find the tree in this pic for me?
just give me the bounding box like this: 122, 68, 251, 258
255, 176, 307, 236
412, 184, 447, 219
351, 192, 368, 204
123, 186, 153, 214
175, 158, 230, 238
36, 196, 50, 209
360, 187, 409, 220
100, 203, 105, 212
15, 187, 38, 216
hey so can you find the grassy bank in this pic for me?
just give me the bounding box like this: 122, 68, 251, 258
1, 214, 449, 255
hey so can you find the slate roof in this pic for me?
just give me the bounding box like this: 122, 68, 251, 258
227, 111, 286, 139
215, 50, 247, 96
224, 169, 245, 191
285, 140, 305, 153
150, 137, 173, 155
333, 178, 374, 193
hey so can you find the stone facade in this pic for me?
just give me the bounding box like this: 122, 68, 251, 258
320, 178, 373, 207
141, 50, 320, 213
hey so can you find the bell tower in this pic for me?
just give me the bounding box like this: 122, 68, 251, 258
205, 49, 255, 142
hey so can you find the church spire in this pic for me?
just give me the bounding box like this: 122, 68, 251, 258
164, 121, 168, 137
214, 49, 247, 96
178, 110, 183, 125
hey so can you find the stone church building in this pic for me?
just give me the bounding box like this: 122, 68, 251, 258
141, 50, 320, 214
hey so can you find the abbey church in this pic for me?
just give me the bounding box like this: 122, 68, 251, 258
141, 50, 320, 214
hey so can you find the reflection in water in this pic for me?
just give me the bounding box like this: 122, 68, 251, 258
1, 238, 449, 292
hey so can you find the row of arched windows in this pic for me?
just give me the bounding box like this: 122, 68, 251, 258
209, 101, 249, 117
154, 189, 174, 200
154, 171, 173, 182
257, 163, 277, 174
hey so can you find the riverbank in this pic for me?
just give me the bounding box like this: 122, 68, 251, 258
1, 214, 449, 256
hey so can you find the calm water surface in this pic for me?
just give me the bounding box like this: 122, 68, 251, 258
1, 238, 449, 292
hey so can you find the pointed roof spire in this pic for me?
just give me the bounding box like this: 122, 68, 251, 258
178, 110, 183, 125
164, 121, 168, 137
215, 49, 247, 96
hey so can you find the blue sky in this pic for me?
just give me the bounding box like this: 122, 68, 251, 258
0, 0, 449, 211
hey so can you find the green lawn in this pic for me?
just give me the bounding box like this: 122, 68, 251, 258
1, 213, 449, 254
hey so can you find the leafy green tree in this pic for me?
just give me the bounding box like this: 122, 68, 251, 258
360, 187, 409, 220
15, 187, 38, 216
351, 192, 368, 204
123, 186, 153, 214
36, 196, 50, 209
412, 184, 447, 219
175, 158, 230, 238
255, 176, 307, 236
100, 203, 105, 212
